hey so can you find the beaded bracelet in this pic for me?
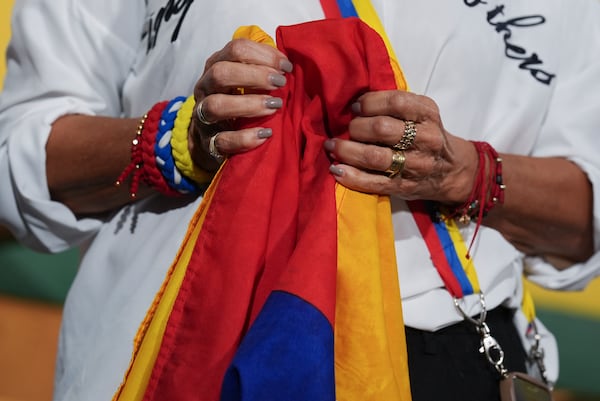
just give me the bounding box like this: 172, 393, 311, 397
170, 95, 213, 184
154, 96, 201, 194
115, 114, 149, 198
116, 101, 188, 198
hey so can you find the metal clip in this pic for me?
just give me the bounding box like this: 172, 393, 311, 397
478, 322, 506, 375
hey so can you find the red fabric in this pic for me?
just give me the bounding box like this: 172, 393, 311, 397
319, 0, 343, 18
143, 18, 398, 401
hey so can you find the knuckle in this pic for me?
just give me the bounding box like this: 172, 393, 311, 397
229, 39, 253, 62
210, 62, 233, 86
387, 91, 409, 111
238, 131, 258, 150
370, 116, 395, 137
363, 145, 390, 169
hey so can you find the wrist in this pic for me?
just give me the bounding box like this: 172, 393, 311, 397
445, 141, 505, 224
440, 138, 479, 204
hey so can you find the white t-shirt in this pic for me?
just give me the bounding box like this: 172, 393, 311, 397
1, 1, 600, 399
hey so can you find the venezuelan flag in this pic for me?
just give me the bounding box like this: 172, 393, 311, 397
113, 17, 412, 401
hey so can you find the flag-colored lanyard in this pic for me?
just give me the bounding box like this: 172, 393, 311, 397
319, 0, 548, 381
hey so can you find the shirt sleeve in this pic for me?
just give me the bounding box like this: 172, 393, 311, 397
525, 1, 600, 290
0, 0, 145, 251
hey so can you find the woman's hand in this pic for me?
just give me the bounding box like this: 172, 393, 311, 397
324, 90, 478, 205
188, 38, 293, 172
324, 89, 594, 265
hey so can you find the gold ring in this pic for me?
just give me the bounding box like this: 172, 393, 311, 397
209, 132, 225, 163
196, 98, 216, 125
392, 120, 417, 151
385, 150, 405, 178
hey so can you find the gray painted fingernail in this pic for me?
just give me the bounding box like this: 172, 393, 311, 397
351, 102, 362, 114
269, 73, 287, 87
257, 128, 273, 139
330, 165, 345, 177
280, 59, 293, 73
265, 97, 283, 109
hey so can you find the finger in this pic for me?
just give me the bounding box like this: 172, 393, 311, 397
212, 127, 274, 156
325, 138, 437, 179
206, 39, 293, 73
197, 61, 288, 97
349, 114, 443, 158
348, 114, 407, 146
354, 90, 439, 122
329, 163, 428, 201
196, 93, 283, 125
328, 163, 397, 195
325, 138, 398, 174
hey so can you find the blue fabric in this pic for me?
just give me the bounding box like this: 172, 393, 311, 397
220, 291, 335, 401
335, 0, 358, 18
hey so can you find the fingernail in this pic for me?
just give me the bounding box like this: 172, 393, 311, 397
280, 59, 293, 73
351, 102, 362, 114
329, 165, 345, 177
265, 97, 283, 109
324, 139, 335, 152
269, 73, 287, 87
257, 128, 273, 139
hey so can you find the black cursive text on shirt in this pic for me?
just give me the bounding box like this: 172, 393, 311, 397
464, 0, 556, 85
143, 0, 194, 53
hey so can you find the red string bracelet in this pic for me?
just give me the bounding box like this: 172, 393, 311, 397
448, 141, 505, 223
115, 101, 171, 198
445, 141, 506, 255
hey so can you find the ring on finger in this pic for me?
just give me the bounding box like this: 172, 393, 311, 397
392, 119, 417, 151
209, 132, 225, 163
196, 98, 216, 126
385, 149, 406, 179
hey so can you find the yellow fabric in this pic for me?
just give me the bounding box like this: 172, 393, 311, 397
521, 283, 536, 323
0, 0, 14, 91
112, 171, 223, 401
233, 25, 276, 47
335, 186, 412, 400
332, 5, 412, 397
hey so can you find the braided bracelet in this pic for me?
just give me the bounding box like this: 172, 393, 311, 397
154, 96, 201, 194
170, 95, 213, 184
141, 101, 184, 197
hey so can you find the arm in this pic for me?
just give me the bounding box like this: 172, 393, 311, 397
46, 39, 292, 216
484, 154, 593, 265
46, 115, 141, 216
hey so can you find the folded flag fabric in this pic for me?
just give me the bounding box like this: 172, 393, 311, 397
113, 18, 412, 401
